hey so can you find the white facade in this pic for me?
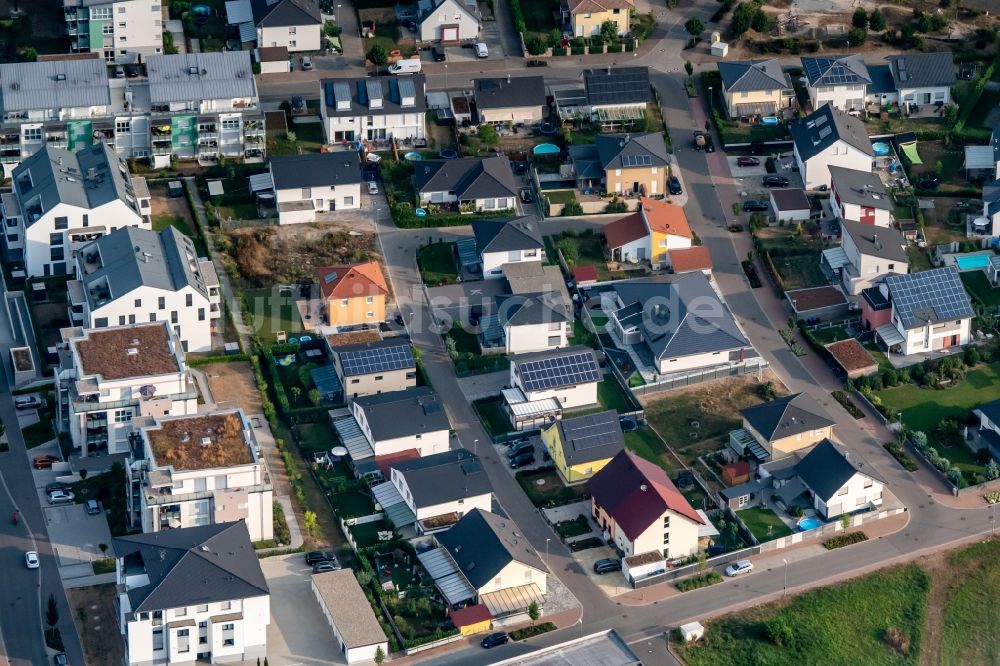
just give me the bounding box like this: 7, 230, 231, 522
893, 311, 971, 356
606, 508, 700, 560
506, 320, 568, 355
350, 400, 450, 457
324, 109, 426, 143
614, 234, 651, 263
511, 365, 598, 409
274, 180, 362, 225
814, 472, 884, 519
390, 468, 491, 521
481, 247, 542, 279
794, 141, 872, 190
65, 0, 164, 63
259, 23, 321, 53
418, 0, 480, 42
831, 192, 892, 227
897, 85, 951, 108
654, 349, 738, 375
418, 188, 514, 212
808, 83, 867, 113
476, 560, 547, 596
839, 231, 909, 296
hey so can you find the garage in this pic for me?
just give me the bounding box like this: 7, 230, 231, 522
440, 25, 459, 42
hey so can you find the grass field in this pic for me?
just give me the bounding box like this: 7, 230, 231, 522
960, 270, 1000, 308
595, 377, 638, 413
624, 426, 683, 472
516, 466, 588, 508
875, 361, 1000, 434
737, 506, 794, 541
293, 422, 335, 453
941, 539, 1000, 665
417, 242, 459, 286
242, 286, 305, 339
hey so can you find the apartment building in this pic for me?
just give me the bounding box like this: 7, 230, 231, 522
2, 143, 151, 277
69, 225, 222, 352
55, 321, 198, 456
126, 409, 273, 541
113, 522, 269, 665
64, 0, 163, 63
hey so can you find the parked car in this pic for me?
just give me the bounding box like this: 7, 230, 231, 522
506, 441, 534, 459
305, 550, 337, 566
593, 558, 622, 575
14, 394, 44, 410
367, 181, 379, 195
25, 551, 39, 569
725, 559, 754, 577
290, 96, 306, 116
85, 500, 101, 515
481, 632, 509, 649
46, 482, 71, 493
736, 156, 760, 167
301, 56, 313, 71
32, 455, 60, 470
509, 452, 535, 469
474, 42, 489, 58
312, 561, 339, 574
742, 200, 769, 212
762, 175, 790, 187
668, 175, 682, 195
519, 188, 534, 203
47, 490, 75, 504
469, 305, 484, 326
53, 653, 69, 666
432, 46, 446, 62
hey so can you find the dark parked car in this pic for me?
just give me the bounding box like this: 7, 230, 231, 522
290, 96, 306, 115
763, 175, 790, 187
53, 654, 69, 666
736, 156, 760, 167
481, 632, 509, 649
506, 441, 534, 459
668, 175, 682, 195
509, 452, 535, 469
432, 46, 446, 62
743, 200, 769, 212
305, 550, 337, 566
33, 455, 60, 470
46, 482, 71, 493
593, 558, 622, 574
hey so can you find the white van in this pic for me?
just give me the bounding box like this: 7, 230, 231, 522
388, 58, 422, 74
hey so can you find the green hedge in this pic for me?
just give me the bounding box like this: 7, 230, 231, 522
391, 204, 513, 228
510, 623, 556, 641
189, 353, 252, 367
677, 572, 723, 592
509, 0, 526, 33
884, 440, 919, 472
823, 531, 869, 550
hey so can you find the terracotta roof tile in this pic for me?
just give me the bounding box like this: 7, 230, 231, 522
603, 211, 647, 249
640, 197, 693, 239
668, 246, 712, 274
315, 261, 388, 300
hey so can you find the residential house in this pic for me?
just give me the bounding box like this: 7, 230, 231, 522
608, 274, 756, 375
975, 178, 1000, 238
587, 450, 704, 558
602, 197, 693, 268
509, 345, 601, 410
769, 188, 811, 225
829, 165, 893, 227
471, 217, 544, 279
974, 400, 1000, 460
413, 156, 518, 212
884, 52, 955, 109
312, 570, 388, 665
69, 226, 221, 352
269, 153, 361, 224
331, 338, 417, 399
825, 218, 908, 297
668, 246, 713, 275
389, 449, 492, 532
801, 55, 871, 113
735, 393, 836, 462
126, 409, 273, 541
433, 509, 547, 616
256, 46, 290, 73
2, 143, 151, 277
494, 294, 569, 354
561, 0, 633, 38
226, 0, 321, 52
570, 132, 670, 197
113, 522, 269, 666
64, 0, 163, 63
349, 387, 451, 458
320, 75, 427, 143
582, 67, 650, 129
865, 266, 974, 356
416, 0, 480, 42
473, 76, 546, 124
502, 261, 571, 316
716, 59, 795, 119
54, 322, 198, 456
773, 439, 884, 519
541, 410, 625, 484
791, 105, 874, 190
314, 261, 388, 328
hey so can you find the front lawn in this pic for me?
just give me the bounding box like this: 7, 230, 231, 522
810, 327, 849, 345
444, 325, 509, 376
417, 242, 459, 286
875, 361, 1000, 434
678, 564, 929, 666
554, 515, 592, 539
472, 396, 514, 437
960, 271, 1000, 308
737, 506, 794, 542
515, 466, 589, 508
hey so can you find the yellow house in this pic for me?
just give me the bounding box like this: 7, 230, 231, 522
739, 393, 836, 461
541, 410, 625, 484
315, 261, 389, 328
575, 132, 669, 197
561, 0, 633, 37
717, 59, 795, 120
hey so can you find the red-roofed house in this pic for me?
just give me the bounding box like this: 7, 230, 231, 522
448, 604, 492, 635
668, 246, 713, 275
587, 450, 704, 559
602, 198, 694, 269
315, 261, 389, 327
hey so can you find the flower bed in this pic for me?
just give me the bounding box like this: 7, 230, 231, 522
511, 623, 556, 641
883, 441, 919, 472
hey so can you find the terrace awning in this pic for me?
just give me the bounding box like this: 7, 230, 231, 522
332, 415, 374, 460
875, 323, 906, 348
965, 145, 995, 172
248, 172, 273, 193
480, 583, 543, 616
417, 548, 476, 606
502, 387, 560, 418
899, 142, 922, 165
735, 101, 777, 117
371, 482, 416, 527
822, 247, 849, 271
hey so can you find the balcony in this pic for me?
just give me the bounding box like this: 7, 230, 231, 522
141, 481, 273, 507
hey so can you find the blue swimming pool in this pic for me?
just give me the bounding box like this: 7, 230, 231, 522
956, 254, 990, 271
872, 142, 891, 156
797, 517, 821, 531
533, 143, 560, 155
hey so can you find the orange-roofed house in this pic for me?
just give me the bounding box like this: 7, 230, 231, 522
315, 261, 389, 328
602, 197, 694, 269
668, 246, 713, 275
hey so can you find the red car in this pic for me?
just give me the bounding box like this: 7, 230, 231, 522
737, 156, 760, 167
32, 455, 59, 470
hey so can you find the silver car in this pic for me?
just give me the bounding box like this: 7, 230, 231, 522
725, 560, 754, 577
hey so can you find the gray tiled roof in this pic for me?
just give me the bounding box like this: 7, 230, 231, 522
801, 55, 871, 87
472, 217, 543, 254
718, 59, 791, 93
312, 569, 387, 648
497, 294, 567, 327
795, 439, 882, 502
269, 152, 361, 190
552, 409, 625, 466
741, 393, 835, 442
354, 387, 450, 441
436, 509, 545, 590
885, 266, 974, 329
251, 0, 321, 26
885, 52, 955, 90
147, 52, 257, 104
14, 143, 139, 227
595, 132, 669, 170
611, 273, 752, 362
583, 67, 650, 106
413, 157, 518, 200
841, 218, 908, 262
474, 76, 546, 110
112, 522, 268, 613
830, 165, 892, 211
323, 74, 426, 118
791, 105, 873, 162
0, 59, 110, 114
392, 449, 492, 509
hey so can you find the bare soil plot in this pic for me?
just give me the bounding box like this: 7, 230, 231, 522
201, 361, 263, 414
67, 584, 124, 666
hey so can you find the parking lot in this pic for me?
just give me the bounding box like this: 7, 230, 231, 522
45, 503, 112, 576
726, 154, 805, 199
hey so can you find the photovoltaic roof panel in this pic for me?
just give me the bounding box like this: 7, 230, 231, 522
621, 154, 652, 167
339, 344, 415, 377
885, 267, 974, 329
517, 351, 600, 392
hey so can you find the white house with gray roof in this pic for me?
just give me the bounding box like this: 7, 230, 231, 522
833, 218, 909, 297
884, 52, 955, 109
496, 293, 569, 354
801, 55, 872, 113
829, 165, 893, 227
417, 0, 480, 42
349, 387, 451, 458
320, 75, 427, 143
413, 156, 518, 213
69, 226, 221, 353
64, 0, 163, 64
791, 105, 874, 190
471, 217, 544, 279
268, 152, 361, 224
3, 143, 151, 277
390, 449, 492, 532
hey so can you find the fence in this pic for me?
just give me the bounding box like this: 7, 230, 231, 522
403, 632, 467, 656
629, 359, 769, 397
219, 217, 278, 229
756, 507, 907, 552
852, 389, 890, 426
630, 546, 761, 588
338, 512, 387, 553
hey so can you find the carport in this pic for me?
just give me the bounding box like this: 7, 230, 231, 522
417, 548, 476, 607
249, 172, 274, 193
456, 238, 480, 271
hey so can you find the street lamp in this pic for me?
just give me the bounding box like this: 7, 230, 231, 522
336, 3, 341, 26
473, 438, 478, 455
898, 412, 904, 441
782, 558, 788, 597
708, 86, 713, 114
545, 537, 551, 562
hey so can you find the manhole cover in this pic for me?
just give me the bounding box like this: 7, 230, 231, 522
535, 479, 546, 486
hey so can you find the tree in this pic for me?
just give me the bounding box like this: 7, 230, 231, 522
750, 8, 771, 33
46, 594, 59, 628
303, 510, 318, 537
290, 385, 302, 404
600, 20, 619, 43
730, 2, 755, 36
697, 550, 708, 573
869, 8, 886, 31
79, 468, 88, 480
848, 27, 867, 45
366, 44, 388, 67
684, 17, 704, 38
98, 543, 108, 555
21, 46, 37, 62
527, 601, 541, 626
374, 646, 386, 665
852, 7, 868, 29
685, 60, 694, 77
986, 460, 1000, 481
308, 388, 322, 406
477, 123, 499, 148
840, 513, 851, 530
764, 618, 793, 647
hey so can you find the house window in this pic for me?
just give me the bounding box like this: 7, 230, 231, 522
129, 314, 136, 324
82, 215, 89, 227
375, 375, 383, 381
484, 199, 496, 209
49, 232, 63, 245
301, 187, 311, 199
222, 624, 235, 647
176, 607, 187, 616
118, 315, 126, 325
23, 127, 42, 142
177, 629, 190, 653
838, 486, 849, 496
366, 296, 374, 304
134, 298, 141, 308
54, 216, 68, 230
663, 534, 670, 545
221, 119, 240, 130
197, 604, 208, 613
738, 494, 750, 507
159, 296, 165, 310
186, 293, 193, 307
289, 26, 296, 34
171, 311, 178, 324
114, 409, 131, 423
152, 628, 164, 651
289, 40, 296, 47
149, 313, 156, 322
548, 336, 561, 346
864, 478, 873, 489
198, 308, 205, 321
615, 168, 621, 176
50, 247, 64, 261
95, 317, 108, 327
103, 24, 114, 35
116, 120, 131, 133
663, 515, 670, 528
340, 299, 349, 307
344, 196, 354, 206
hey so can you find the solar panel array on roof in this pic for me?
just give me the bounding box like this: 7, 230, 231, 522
339, 344, 415, 376
585, 68, 650, 106
621, 154, 652, 167
517, 351, 600, 392
885, 267, 974, 329
565, 411, 621, 450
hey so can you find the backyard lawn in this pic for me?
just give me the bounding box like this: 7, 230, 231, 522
545, 190, 578, 206
960, 271, 1000, 308
417, 242, 459, 286
293, 422, 335, 454
331, 490, 377, 519
515, 466, 589, 508
737, 506, 793, 542
242, 286, 305, 340
810, 326, 849, 345
551, 232, 620, 281
152, 214, 208, 256
906, 246, 934, 272
473, 396, 514, 437
875, 361, 1000, 434
595, 377, 639, 413
624, 426, 683, 473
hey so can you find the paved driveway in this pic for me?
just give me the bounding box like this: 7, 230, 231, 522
261, 555, 345, 666
44, 503, 112, 572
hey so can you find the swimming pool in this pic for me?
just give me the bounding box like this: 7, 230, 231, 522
871, 142, 891, 156
956, 254, 991, 271
533, 143, 560, 155
797, 517, 821, 531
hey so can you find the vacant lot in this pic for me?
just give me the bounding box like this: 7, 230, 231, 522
68, 584, 124, 666
755, 226, 827, 291
201, 361, 263, 414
